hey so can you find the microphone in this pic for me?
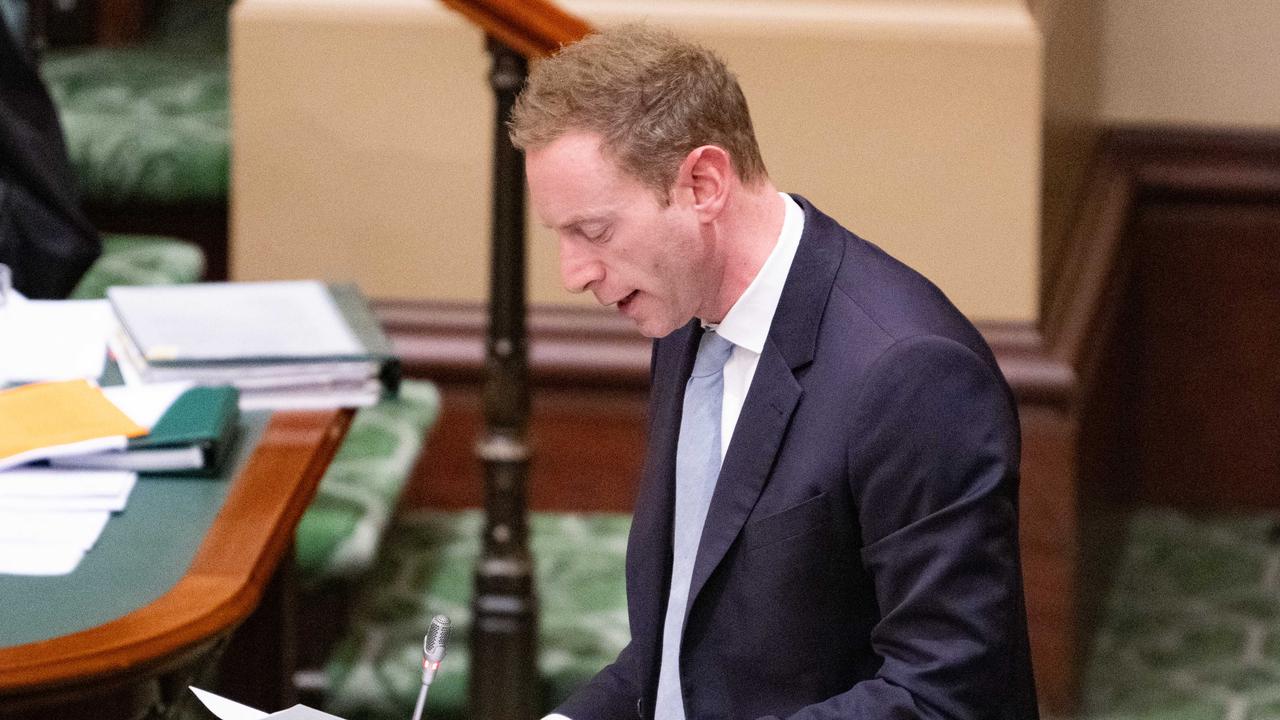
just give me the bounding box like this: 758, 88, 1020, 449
422, 614, 450, 685
411, 614, 450, 720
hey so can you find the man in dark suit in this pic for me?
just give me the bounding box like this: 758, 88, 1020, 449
0, 8, 101, 298
510, 24, 1038, 720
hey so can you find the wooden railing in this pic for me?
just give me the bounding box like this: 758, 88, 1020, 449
440, 0, 592, 57
435, 3, 592, 720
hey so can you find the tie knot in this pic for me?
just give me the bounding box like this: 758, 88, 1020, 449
691, 331, 735, 378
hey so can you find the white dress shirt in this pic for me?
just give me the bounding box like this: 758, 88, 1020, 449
704, 192, 804, 459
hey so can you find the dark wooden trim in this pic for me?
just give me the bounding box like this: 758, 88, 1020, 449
1043, 126, 1280, 393
378, 300, 652, 390
377, 299, 1066, 401
0, 411, 352, 705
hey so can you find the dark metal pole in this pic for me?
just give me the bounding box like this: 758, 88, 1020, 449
470, 36, 538, 720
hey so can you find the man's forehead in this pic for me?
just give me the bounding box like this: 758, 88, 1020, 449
527, 131, 640, 227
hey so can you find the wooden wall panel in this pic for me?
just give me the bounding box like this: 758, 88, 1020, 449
1133, 203, 1280, 507
408, 384, 647, 513
1017, 405, 1080, 712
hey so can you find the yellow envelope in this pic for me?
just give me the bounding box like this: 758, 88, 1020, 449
0, 380, 148, 463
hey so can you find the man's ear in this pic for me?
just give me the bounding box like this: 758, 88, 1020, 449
674, 145, 732, 221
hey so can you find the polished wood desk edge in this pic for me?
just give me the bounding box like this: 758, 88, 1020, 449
0, 409, 354, 694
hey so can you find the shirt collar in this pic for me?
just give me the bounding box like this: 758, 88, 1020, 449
704, 193, 804, 354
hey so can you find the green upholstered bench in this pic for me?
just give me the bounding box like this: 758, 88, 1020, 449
296, 381, 442, 585
322, 510, 631, 720
69, 233, 206, 299
42, 44, 228, 207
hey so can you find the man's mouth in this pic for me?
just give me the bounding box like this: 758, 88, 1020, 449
615, 290, 639, 311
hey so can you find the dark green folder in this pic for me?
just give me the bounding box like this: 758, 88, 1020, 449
129, 386, 240, 476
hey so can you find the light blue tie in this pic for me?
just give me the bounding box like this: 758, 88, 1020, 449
655, 330, 735, 720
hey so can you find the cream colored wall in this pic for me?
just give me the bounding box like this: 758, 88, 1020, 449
1099, 1, 1280, 129
231, 0, 1042, 322
1036, 0, 1103, 287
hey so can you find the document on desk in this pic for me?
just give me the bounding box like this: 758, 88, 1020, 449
0, 510, 110, 576
0, 380, 147, 472
0, 470, 135, 575
0, 510, 110, 549
0, 297, 116, 384
0, 469, 137, 511
191, 687, 347, 720
0, 542, 86, 576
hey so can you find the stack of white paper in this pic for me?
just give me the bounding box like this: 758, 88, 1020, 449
0, 469, 135, 575
107, 281, 398, 411
0, 296, 115, 385
0, 382, 190, 576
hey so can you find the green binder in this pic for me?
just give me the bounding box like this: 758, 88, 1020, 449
50, 386, 240, 477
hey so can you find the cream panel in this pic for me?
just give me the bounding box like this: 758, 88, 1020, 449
1037, 0, 1103, 288
1100, 0, 1280, 129
232, 0, 1041, 322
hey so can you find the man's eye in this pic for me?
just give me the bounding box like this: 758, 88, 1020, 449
583, 228, 610, 243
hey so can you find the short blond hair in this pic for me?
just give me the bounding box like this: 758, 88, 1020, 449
509, 24, 768, 201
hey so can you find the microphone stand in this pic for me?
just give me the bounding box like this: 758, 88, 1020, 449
411, 684, 430, 720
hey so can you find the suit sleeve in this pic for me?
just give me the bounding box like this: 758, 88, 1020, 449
553, 636, 643, 720
553, 339, 660, 720
775, 335, 1032, 720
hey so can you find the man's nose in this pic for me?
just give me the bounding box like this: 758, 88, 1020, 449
559, 239, 603, 294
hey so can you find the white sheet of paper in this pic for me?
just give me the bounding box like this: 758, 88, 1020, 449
0, 298, 115, 383
0, 435, 128, 473
0, 493, 129, 512
109, 281, 361, 361
0, 542, 85, 576
270, 705, 347, 720
190, 688, 270, 720
190, 688, 349, 720
102, 382, 194, 428
0, 510, 110, 550
0, 469, 136, 498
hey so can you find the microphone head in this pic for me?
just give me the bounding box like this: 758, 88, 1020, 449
424, 614, 450, 663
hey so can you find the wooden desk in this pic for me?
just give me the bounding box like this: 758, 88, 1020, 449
0, 409, 353, 719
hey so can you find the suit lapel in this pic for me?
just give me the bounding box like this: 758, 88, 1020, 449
687, 341, 801, 606
685, 194, 844, 612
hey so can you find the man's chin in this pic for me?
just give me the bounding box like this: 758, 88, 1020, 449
631, 315, 685, 339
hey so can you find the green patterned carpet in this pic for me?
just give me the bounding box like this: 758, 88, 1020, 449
1076, 510, 1280, 720
323, 510, 631, 720
322, 507, 1280, 720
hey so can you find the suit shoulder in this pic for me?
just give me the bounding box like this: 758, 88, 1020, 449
817, 225, 995, 369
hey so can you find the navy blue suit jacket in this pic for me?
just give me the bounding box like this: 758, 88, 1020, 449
557, 197, 1038, 720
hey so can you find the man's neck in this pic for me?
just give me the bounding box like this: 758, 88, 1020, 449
702, 183, 786, 324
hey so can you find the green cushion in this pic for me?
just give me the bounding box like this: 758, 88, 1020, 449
70, 233, 206, 299
294, 381, 443, 584
323, 510, 631, 720
42, 46, 228, 205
